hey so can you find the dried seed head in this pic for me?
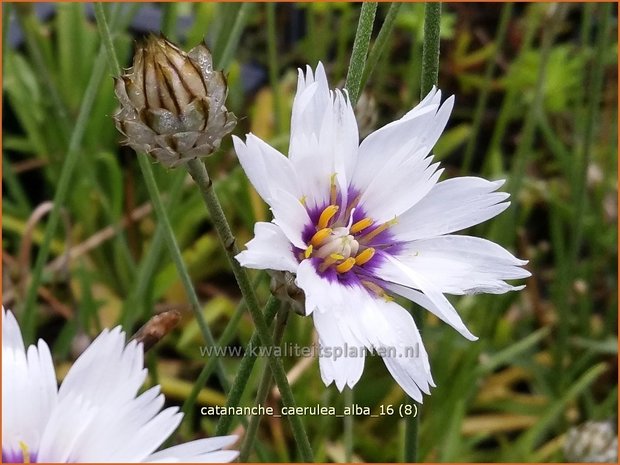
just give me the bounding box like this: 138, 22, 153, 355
114, 35, 236, 168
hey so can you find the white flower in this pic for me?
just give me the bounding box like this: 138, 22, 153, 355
2, 308, 238, 463
233, 63, 530, 401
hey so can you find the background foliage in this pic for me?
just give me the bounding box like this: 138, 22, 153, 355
2, 2, 618, 462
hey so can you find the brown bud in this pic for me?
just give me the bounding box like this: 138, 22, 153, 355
114, 35, 236, 168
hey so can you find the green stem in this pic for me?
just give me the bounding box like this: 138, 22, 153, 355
214, 295, 280, 435
461, 3, 513, 174
266, 2, 284, 135
360, 2, 403, 90
239, 304, 289, 461
137, 156, 232, 391
404, 395, 420, 461
95, 2, 232, 394
161, 3, 179, 40
403, 4, 442, 459
344, 387, 354, 461
345, 2, 378, 105
218, 2, 254, 70
420, 2, 442, 98
94, 3, 121, 75
181, 274, 265, 425
185, 159, 313, 461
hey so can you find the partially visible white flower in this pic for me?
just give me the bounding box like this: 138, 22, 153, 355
233, 63, 530, 402
2, 308, 238, 463
564, 421, 618, 463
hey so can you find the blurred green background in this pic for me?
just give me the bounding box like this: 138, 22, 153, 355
2, 2, 618, 462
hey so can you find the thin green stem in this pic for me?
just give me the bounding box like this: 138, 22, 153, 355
137, 155, 232, 391
161, 3, 179, 40
212, 3, 241, 66
420, 2, 442, 98
218, 2, 254, 70
214, 295, 280, 435
404, 396, 420, 461
461, 3, 513, 174
344, 387, 354, 461
185, 159, 313, 461
239, 305, 289, 461
403, 4, 442, 459
94, 3, 121, 75
95, 2, 232, 394
360, 2, 402, 90
345, 2, 378, 105
266, 2, 284, 135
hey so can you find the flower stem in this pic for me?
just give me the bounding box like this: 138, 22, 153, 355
185, 159, 313, 461
420, 2, 442, 98
137, 155, 232, 393
345, 2, 378, 105
214, 295, 280, 435
344, 387, 354, 461
181, 274, 265, 426
360, 2, 403, 91
218, 2, 254, 70
266, 2, 284, 135
404, 394, 420, 461
239, 304, 289, 461
95, 2, 233, 394
405, 4, 443, 459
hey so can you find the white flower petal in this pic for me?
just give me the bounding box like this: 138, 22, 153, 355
352, 88, 452, 196
232, 134, 300, 205
235, 222, 298, 273
269, 188, 312, 250
396, 235, 530, 295
372, 300, 435, 402
375, 254, 478, 341
296, 259, 348, 316
358, 152, 443, 224
146, 436, 239, 463
314, 307, 366, 391
289, 63, 358, 210
391, 177, 510, 241
2, 309, 57, 460
38, 328, 180, 462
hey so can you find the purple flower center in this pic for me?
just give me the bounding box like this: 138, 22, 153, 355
296, 183, 402, 296
3, 446, 38, 463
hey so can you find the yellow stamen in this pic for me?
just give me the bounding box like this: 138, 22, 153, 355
361, 280, 393, 301
318, 253, 344, 273
355, 248, 375, 266
343, 194, 361, 220
358, 218, 398, 244
317, 205, 339, 229
336, 257, 356, 273
350, 217, 374, 234
310, 228, 332, 247
304, 245, 313, 259
329, 173, 338, 205
299, 195, 307, 206
19, 441, 30, 464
